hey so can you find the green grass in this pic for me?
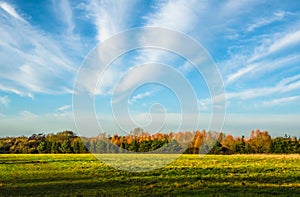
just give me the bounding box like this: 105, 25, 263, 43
0, 154, 299, 196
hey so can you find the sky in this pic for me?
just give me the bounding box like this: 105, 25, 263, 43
0, 0, 300, 137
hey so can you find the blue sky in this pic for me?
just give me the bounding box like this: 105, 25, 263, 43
0, 0, 300, 137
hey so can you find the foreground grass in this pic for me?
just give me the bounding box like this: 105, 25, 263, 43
0, 154, 299, 196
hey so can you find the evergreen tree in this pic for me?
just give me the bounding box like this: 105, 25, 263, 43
51, 142, 61, 153
37, 142, 46, 153
60, 140, 72, 153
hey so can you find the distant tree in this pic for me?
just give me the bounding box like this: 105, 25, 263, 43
139, 140, 150, 152
1, 129, 300, 154
60, 140, 72, 153
119, 142, 126, 153
51, 141, 61, 153
222, 134, 235, 151
37, 142, 46, 153
128, 140, 138, 152
95, 140, 106, 153
193, 133, 204, 154
131, 128, 143, 137
56, 131, 76, 142
249, 130, 271, 153
268, 140, 275, 154
168, 140, 183, 153
71, 138, 87, 153
209, 141, 228, 154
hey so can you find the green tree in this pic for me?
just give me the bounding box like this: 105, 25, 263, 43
51, 142, 61, 153
96, 140, 106, 153
37, 142, 46, 153
60, 140, 72, 153
128, 140, 138, 152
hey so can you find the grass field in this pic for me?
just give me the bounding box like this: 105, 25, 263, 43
0, 154, 299, 196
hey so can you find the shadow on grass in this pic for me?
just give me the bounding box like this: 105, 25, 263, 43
0, 159, 96, 165
0, 160, 48, 164
1, 155, 299, 196
1, 172, 299, 196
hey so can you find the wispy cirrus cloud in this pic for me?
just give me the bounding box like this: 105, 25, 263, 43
85, 0, 205, 96
247, 11, 286, 32
109, 0, 206, 94
81, 0, 142, 96
143, 0, 201, 31
57, 105, 71, 112
268, 29, 300, 54
223, 21, 300, 86
0, 96, 9, 106
0, 1, 77, 97
198, 73, 300, 110
54, 0, 74, 35
0, 1, 26, 22
227, 74, 300, 100
84, 0, 272, 97
129, 91, 153, 104
88, 0, 139, 43
226, 54, 300, 84
1, 0, 300, 136
249, 29, 300, 62
262, 96, 300, 107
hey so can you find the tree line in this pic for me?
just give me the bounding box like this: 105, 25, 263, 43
0, 129, 299, 154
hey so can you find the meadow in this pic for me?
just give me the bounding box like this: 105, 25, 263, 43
0, 154, 299, 196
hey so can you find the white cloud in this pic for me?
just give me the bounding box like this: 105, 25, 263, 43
115, 0, 205, 93
113, 65, 158, 94
56, 0, 74, 35
278, 74, 300, 86
226, 74, 300, 100
144, 0, 201, 32
198, 98, 211, 112
88, 0, 138, 43
262, 96, 300, 107
52, 0, 84, 53
0, 1, 26, 22
130, 91, 152, 104
0, 84, 29, 97
226, 54, 300, 84
177, 61, 194, 74
247, 11, 286, 32
57, 105, 71, 111
0, 96, 9, 106
0, 1, 77, 96
89, 0, 205, 96
282, 80, 300, 93
88, 0, 254, 95
82, 0, 141, 96
249, 29, 300, 62
221, 0, 258, 12
96, 66, 123, 95
217, 7, 300, 87
268, 29, 300, 54
226, 63, 259, 84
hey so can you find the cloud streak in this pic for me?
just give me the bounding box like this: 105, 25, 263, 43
57, 105, 71, 111
0, 96, 9, 106
226, 54, 300, 84
227, 74, 300, 100
88, 0, 139, 43
0, 1, 26, 22
262, 96, 300, 107
129, 91, 152, 104
0, 1, 78, 96
247, 11, 286, 32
